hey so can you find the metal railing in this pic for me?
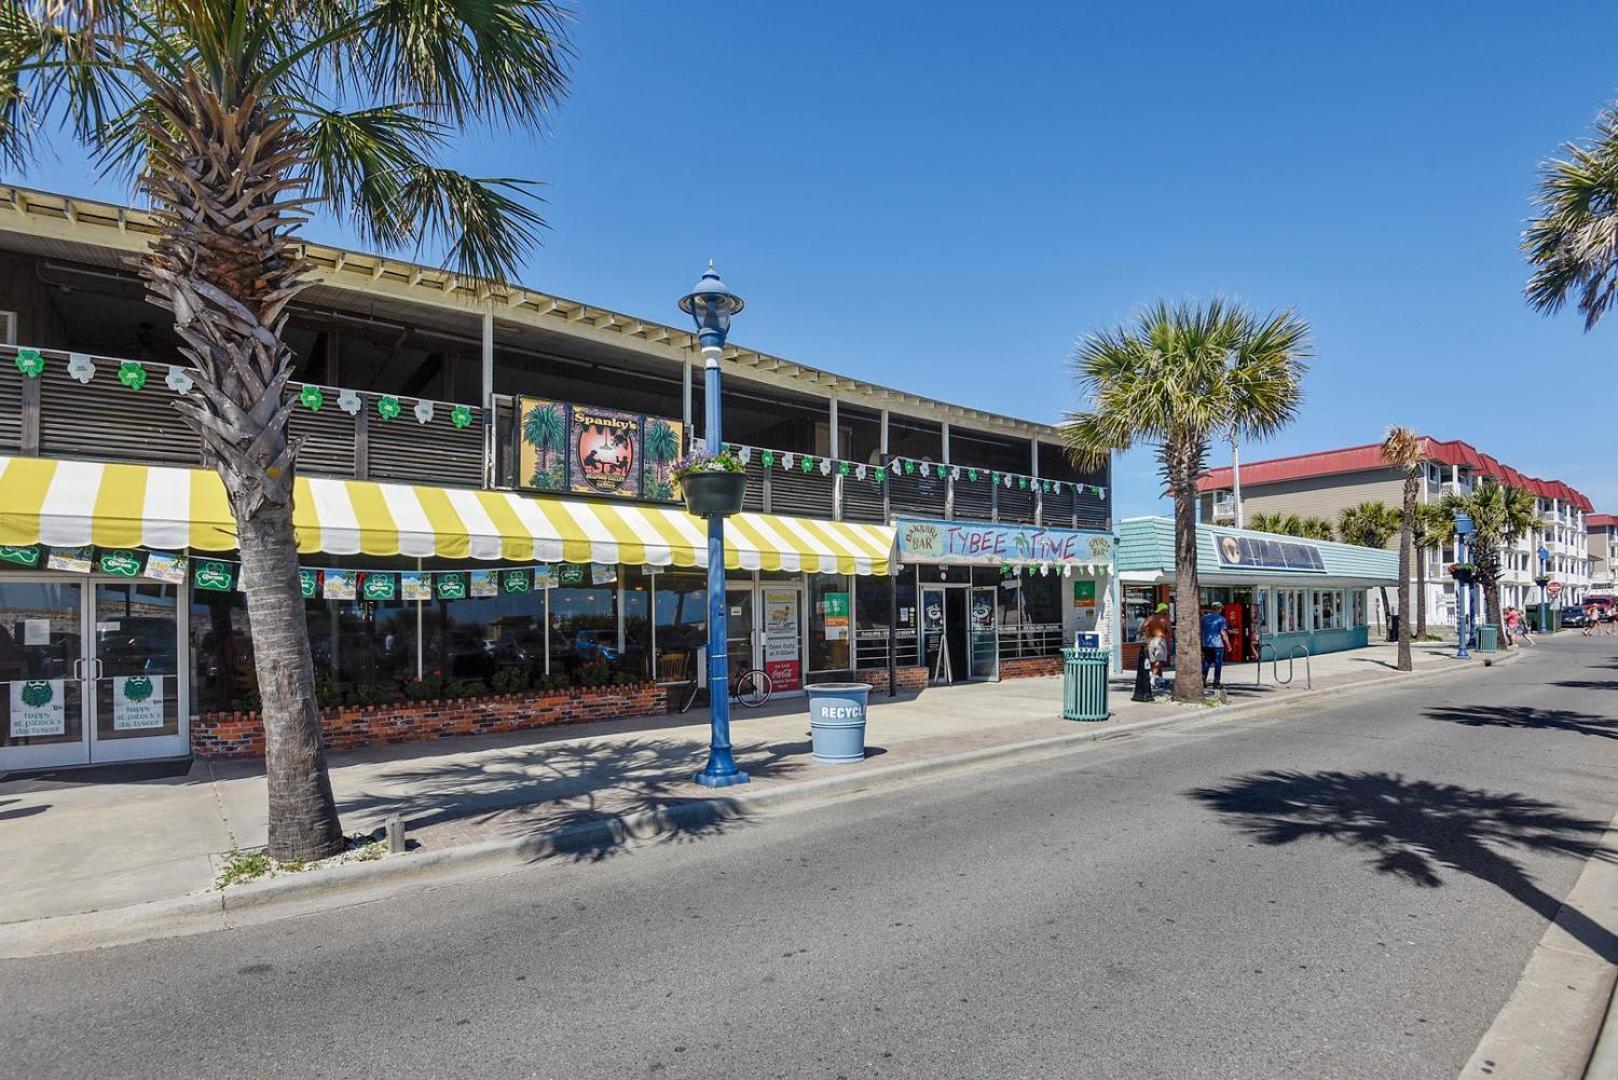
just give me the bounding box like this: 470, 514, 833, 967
998, 623, 1065, 660
855, 628, 920, 669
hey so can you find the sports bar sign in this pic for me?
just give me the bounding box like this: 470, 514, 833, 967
894, 518, 1113, 566
514, 396, 684, 503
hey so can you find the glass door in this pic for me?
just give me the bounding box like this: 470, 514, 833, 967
89, 581, 187, 763
0, 577, 88, 771
724, 585, 756, 684
920, 585, 949, 684
969, 586, 999, 681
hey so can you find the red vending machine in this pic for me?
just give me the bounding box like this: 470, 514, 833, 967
1223, 602, 1247, 663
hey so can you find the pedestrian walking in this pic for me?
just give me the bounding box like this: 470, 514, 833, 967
1584, 602, 1597, 637
1200, 603, 1233, 690
1142, 602, 1172, 694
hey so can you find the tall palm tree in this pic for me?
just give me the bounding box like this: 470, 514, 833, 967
0, 1, 573, 860
1441, 482, 1537, 647
1524, 101, 1618, 331
1381, 427, 1423, 672
1065, 299, 1310, 703
1412, 502, 1453, 639
1337, 500, 1402, 633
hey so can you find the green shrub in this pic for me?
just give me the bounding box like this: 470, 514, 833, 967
404, 671, 445, 701
490, 666, 530, 694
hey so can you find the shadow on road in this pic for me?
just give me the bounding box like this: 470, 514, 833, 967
1189, 770, 1618, 961
1426, 704, 1618, 739
1551, 680, 1618, 692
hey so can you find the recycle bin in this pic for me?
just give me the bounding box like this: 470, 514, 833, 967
807, 683, 871, 764
1477, 624, 1499, 652
1063, 647, 1111, 721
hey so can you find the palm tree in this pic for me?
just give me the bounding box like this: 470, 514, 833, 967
643, 418, 679, 499
1337, 500, 1402, 633
1412, 502, 1453, 639
522, 401, 567, 489
1247, 512, 1289, 535
1381, 427, 1423, 672
1524, 102, 1618, 331
1065, 299, 1310, 703
1296, 516, 1336, 542
1441, 482, 1537, 647
0, 1, 573, 860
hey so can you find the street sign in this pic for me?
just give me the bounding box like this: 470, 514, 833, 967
1548, 580, 1563, 597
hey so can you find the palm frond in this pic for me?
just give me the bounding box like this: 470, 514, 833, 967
1380, 425, 1422, 474
1524, 102, 1618, 331
396, 165, 546, 283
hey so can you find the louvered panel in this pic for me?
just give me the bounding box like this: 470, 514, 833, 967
1041, 487, 1077, 529
741, 461, 766, 513
285, 389, 357, 479
997, 487, 1036, 525
494, 397, 516, 488
0, 360, 22, 451
1075, 490, 1110, 531
37, 355, 201, 465
841, 474, 886, 522
888, 472, 946, 518
951, 478, 993, 523
768, 466, 835, 519
368, 401, 483, 486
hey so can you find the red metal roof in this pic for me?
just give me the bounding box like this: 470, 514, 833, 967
1590, 514, 1618, 528
1198, 435, 1593, 510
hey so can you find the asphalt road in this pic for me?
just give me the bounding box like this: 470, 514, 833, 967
6, 636, 1618, 1079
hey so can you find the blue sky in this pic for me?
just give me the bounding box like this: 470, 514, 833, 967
14, 2, 1618, 517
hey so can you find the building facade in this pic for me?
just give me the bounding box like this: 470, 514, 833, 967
1197, 437, 1592, 627
1590, 514, 1617, 595
0, 186, 1111, 771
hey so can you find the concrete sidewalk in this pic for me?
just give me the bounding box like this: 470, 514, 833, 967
0, 638, 1516, 925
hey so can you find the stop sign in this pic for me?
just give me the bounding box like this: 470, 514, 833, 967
1548, 580, 1563, 597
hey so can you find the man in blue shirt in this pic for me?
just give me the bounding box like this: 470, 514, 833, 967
1200, 604, 1233, 689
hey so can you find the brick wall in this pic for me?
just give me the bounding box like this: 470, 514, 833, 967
998, 656, 1064, 679
852, 665, 929, 694
192, 682, 670, 759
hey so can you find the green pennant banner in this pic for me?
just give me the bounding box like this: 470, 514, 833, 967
500, 568, 532, 594
558, 563, 587, 587
434, 572, 468, 600
361, 571, 396, 601
0, 544, 41, 567
97, 549, 146, 577
298, 568, 318, 599
193, 559, 235, 591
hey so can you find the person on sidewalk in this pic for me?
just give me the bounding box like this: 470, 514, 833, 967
1200, 603, 1233, 690
1506, 607, 1535, 646
1142, 602, 1172, 693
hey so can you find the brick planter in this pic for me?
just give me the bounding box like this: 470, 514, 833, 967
852, 665, 929, 694
191, 682, 670, 759
997, 656, 1064, 679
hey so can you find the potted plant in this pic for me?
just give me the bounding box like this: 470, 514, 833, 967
672, 447, 747, 518
1448, 561, 1476, 584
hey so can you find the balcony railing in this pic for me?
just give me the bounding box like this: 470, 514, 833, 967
2, 343, 1111, 530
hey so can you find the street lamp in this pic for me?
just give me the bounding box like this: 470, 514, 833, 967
1536, 544, 1550, 637
1454, 512, 1474, 659
679, 262, 749, 788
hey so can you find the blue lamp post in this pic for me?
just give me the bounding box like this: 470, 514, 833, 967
680, 263, 749, 788
1454, 512, 1474, 659
1536, 545, 1550, 635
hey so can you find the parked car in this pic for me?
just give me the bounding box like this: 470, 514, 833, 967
1561, 605, 1589, 628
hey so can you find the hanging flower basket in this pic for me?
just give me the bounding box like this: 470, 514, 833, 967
1448, 562, 1475, 583
673, 448, 747, 518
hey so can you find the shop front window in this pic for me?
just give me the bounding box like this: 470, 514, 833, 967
809, 573, 852, 673
549, 583, 619, 681
1123, 584, 1156, 643
856, 575, 914, 669
653, 571, 707, 680
622, 569, 653, 682
1352, 590, 1366, 627
1255, 587, 1271, 635
1276, 589, 1305, 634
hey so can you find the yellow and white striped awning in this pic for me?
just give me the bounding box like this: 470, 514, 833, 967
0, 456, 894, 576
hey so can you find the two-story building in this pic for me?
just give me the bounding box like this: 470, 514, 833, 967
1589, 514, 1617, 595
0, 186, 1113, 771
1197, 437, 1593, 628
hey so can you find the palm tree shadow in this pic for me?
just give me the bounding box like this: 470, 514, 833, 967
1189, 770, 1618, 960
338, 735, 815, 864
1427, 704, 1618, 739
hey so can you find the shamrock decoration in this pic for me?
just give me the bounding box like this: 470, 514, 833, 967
299, 384, 325, 411
818, 457, 832, 476
837, 461, 850, 477
855, 463, 867, 481
781, 452, 795, 471
904, 459, 916, 475
1018, 476, 1028, 490
968, 469, 979, 483
414, 399, 434, 424
14, 347, 44, 378
950, 466, 961, 481
450, 404, 473, 429
801, 455, 815, 474
337, 389, 362, 415
165, 365, 194, 394
377, 395, 402, 420
117, 361, 147, 390
67, 353, 96, 384
873, 469, 885, 485
737, 445, 751, 464
761, 450, 776, 469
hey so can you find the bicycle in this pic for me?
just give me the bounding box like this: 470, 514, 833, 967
674, 651, 774, 714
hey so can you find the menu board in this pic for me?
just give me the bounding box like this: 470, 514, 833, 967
762, 589, 802, 692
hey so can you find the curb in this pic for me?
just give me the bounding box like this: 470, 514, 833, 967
0, 647, 1524, 958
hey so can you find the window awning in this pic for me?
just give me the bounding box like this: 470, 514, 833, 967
0, 456, 895, 576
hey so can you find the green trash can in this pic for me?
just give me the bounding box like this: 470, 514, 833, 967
1063, 647, 1111, 721
1477, 624, 1499, 652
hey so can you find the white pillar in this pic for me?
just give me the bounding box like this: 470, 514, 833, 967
1230, 438, 1244, 528
880, 408, 889, 456
941, 422, 951, 465
481, 308, 495, 488
682, 360, 693, 434
828, 396, 839, 458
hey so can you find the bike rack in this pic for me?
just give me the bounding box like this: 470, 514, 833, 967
1256, 642, 1312, 689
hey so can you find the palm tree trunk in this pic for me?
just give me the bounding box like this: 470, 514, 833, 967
1396, 477, 1415, 671
1171, 457, 1204, 703
139, 74, 343, 861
